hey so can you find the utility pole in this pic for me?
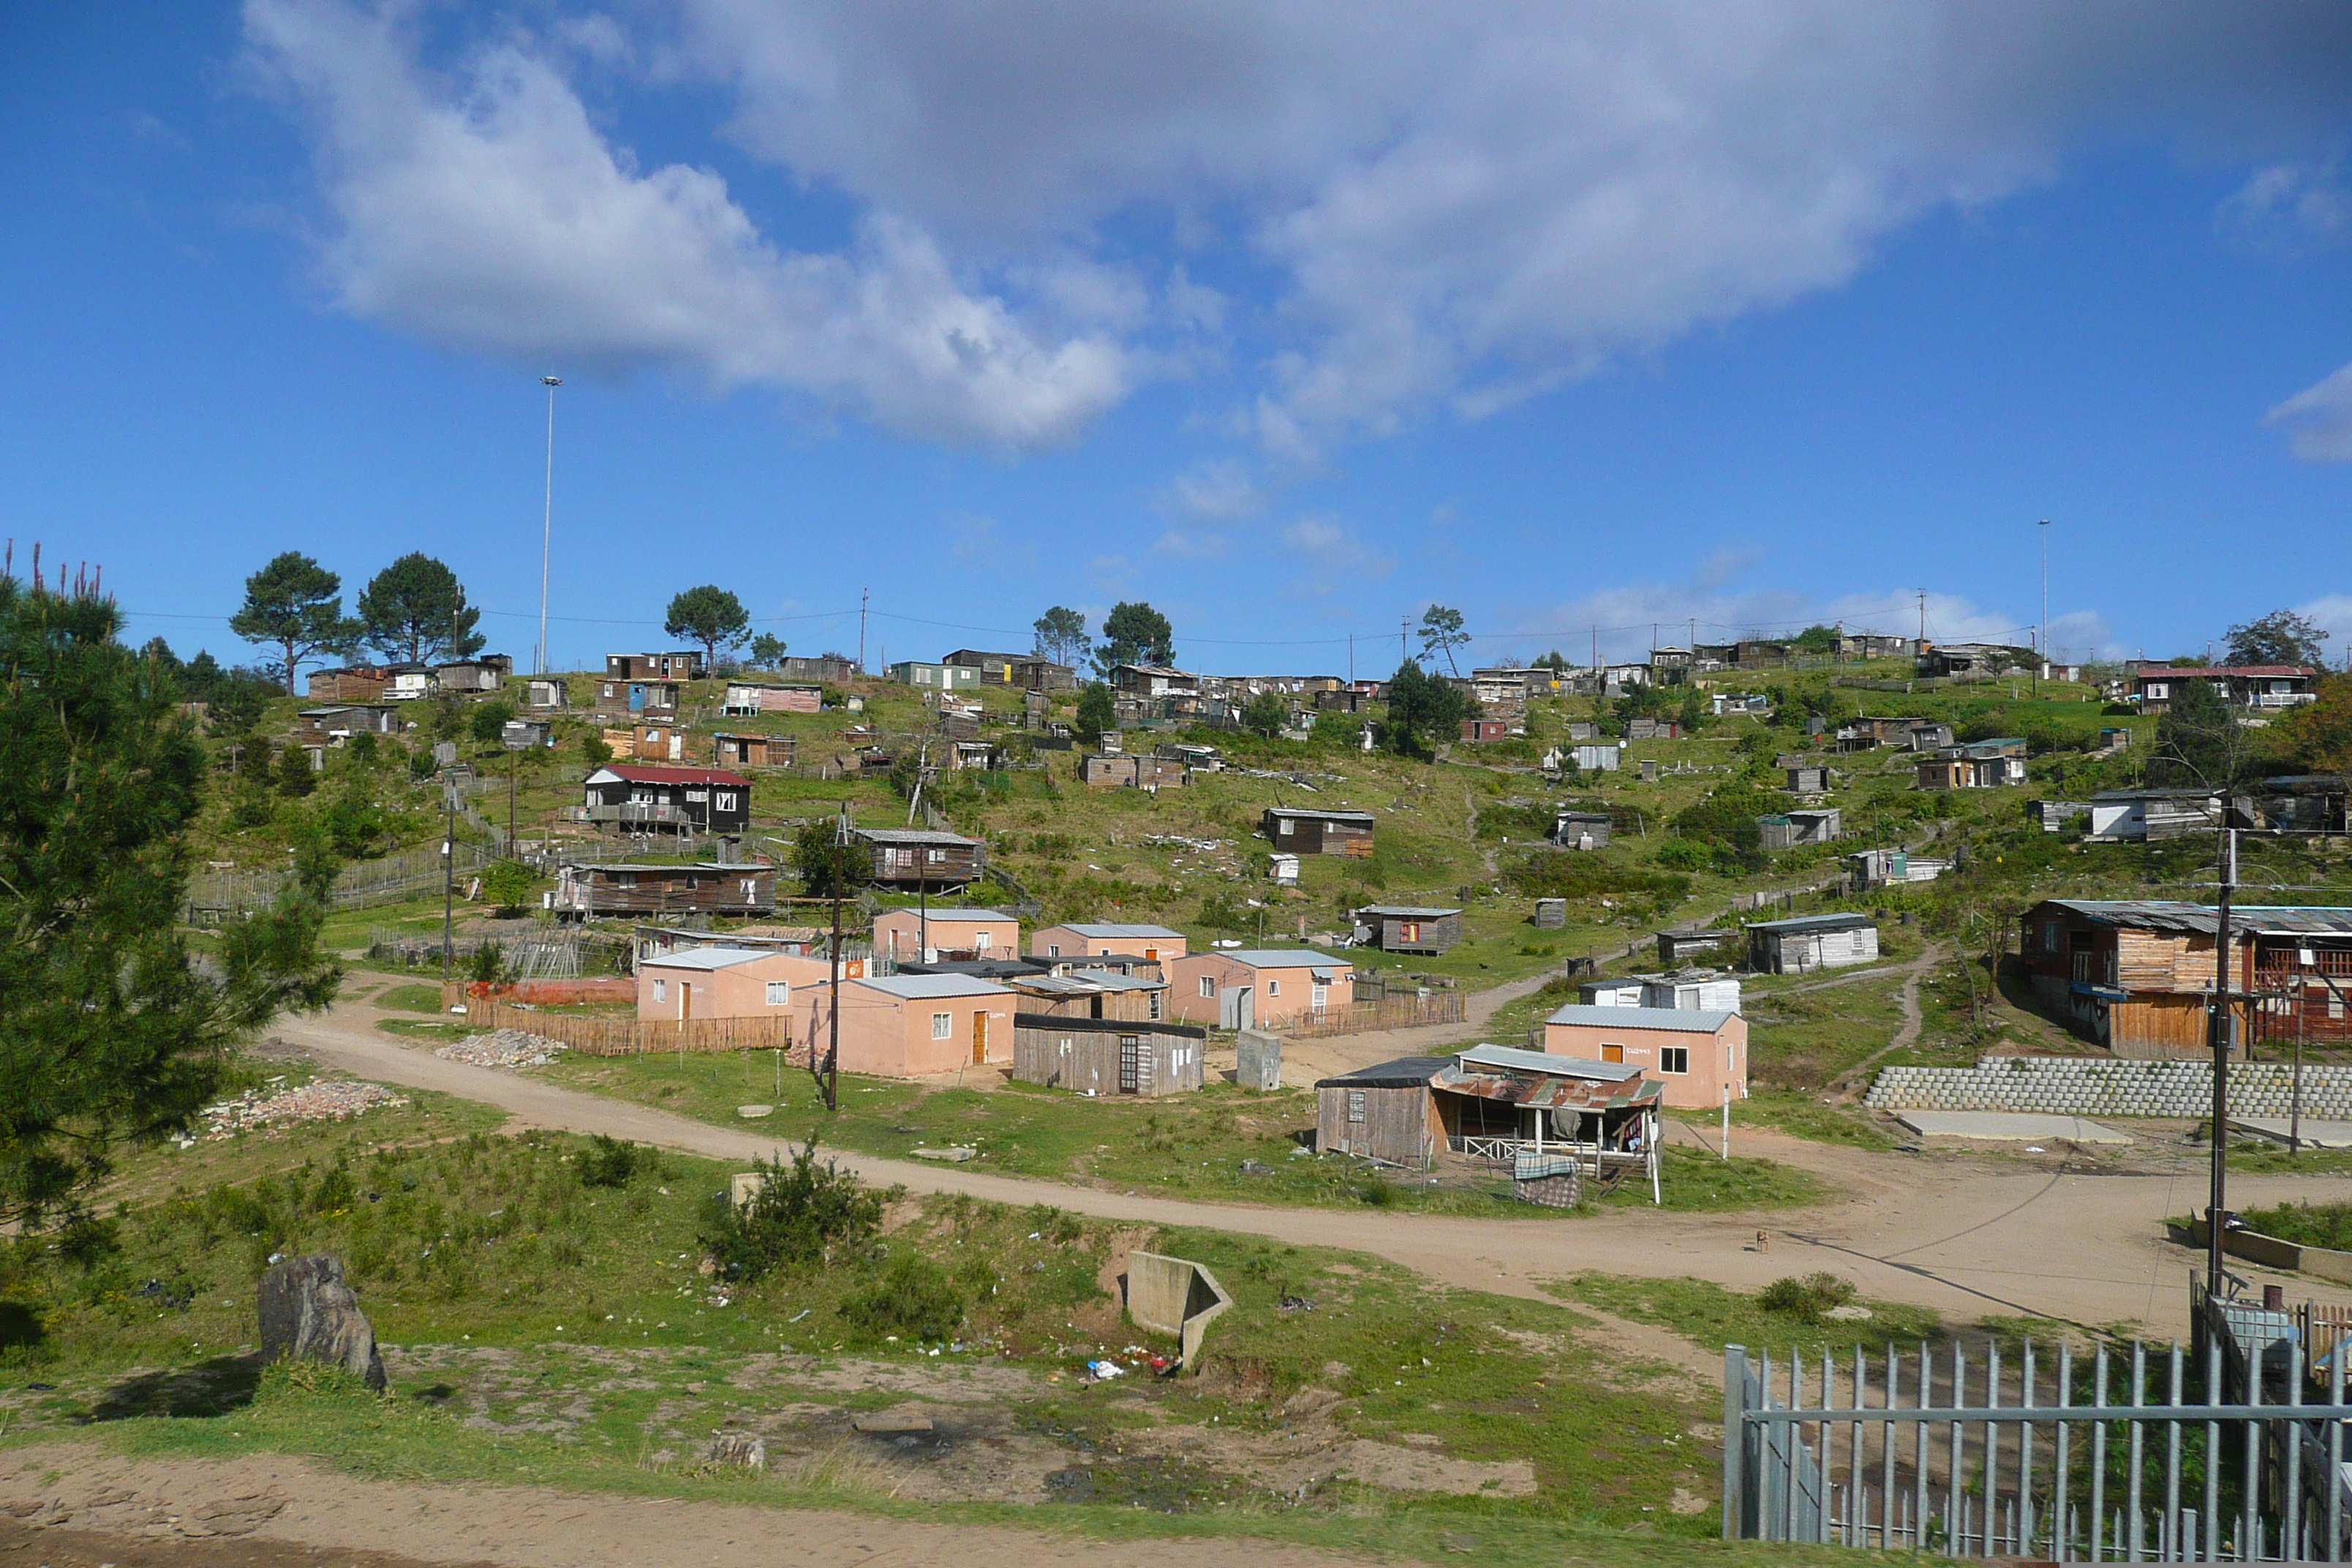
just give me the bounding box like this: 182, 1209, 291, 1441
2037, 519, 2050, 694
1917, 592, 1926, 647
859, 588, 869, 675
2207, 827, 2237, 1300
538, 376, 562, 674
822, 802, 847, 1112
1348, 633, 1354, 685
441, 772, 457, 981
1401, 615, 1409, 668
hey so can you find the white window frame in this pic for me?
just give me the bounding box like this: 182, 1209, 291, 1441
1660, 1046, 1690, 1074
765, 981, 790, 1007
974, 931, 992, 951
1266, 979, 1281, 998
1311, 983, 1328, 1011
931, 1011, 953, 1039
1199, 976, 1217, 998
652, 979, 667, 1003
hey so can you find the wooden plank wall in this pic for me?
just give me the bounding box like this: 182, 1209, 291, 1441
1284, 992, 1467, 1039
461, 997, 792, 1056
1315, 1084, 1436, 1164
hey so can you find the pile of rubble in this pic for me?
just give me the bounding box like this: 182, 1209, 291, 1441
435, 1028, 567, 1068
199, 1079, 408, 1141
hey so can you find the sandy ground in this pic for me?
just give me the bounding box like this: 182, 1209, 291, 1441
280, 1003, 2352, 1334
0, 1445, 1390, 1568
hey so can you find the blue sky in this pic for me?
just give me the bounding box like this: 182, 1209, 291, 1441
6, 3, 2352, 676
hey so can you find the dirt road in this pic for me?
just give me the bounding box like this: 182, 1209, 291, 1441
0, 1446, 1383, 1568
282, 1009, 2352, 1333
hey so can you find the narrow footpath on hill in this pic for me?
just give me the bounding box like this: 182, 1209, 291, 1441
279, 1000, 2352, 1334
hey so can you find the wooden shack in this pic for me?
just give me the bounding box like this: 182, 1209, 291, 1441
1554, 810, 1612, 850
551, 862, 775, 918
307, 666, 391, 701
1352, 904, 1464, 955
712, 732, 794, 769
1262, 806, 1375, 856
1082, 753, 1188, 788
1315, 1056, 1450, 1164
1757, 808, 1840, 849
1744, 913, 1879, 973
1011, 1014, 1206, 1097
1656, 928, 1735, 965
851, 826, 986, 890
1007, 973, 1168, 1022
720, 681, 822, 717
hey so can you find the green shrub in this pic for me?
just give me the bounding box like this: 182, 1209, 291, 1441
1756, 1272, 1858, 1322
1653, 837, 1711, 870
699, 1140, 886, 1284
577, 1134, 643, 1189
839, 1250, 965, 1340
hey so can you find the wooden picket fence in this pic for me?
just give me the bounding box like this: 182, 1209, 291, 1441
460, 996, 794, 1057
1282, 990, 1467, 1039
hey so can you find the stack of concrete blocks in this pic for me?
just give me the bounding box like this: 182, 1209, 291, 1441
1865, 1056, 2352, 1120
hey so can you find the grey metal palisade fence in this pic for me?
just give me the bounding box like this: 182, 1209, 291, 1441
1724, 1290, 2352, 1559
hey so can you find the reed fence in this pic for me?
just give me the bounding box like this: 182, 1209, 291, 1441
461, 995, 794, 1056
1281, 990, 1467, 1039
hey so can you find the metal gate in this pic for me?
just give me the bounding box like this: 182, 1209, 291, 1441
1725, 1310, 2352, 1558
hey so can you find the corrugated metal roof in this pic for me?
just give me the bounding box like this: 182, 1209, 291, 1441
1434, 1065, 1665, 1111
1544, 1004, 1738, 1032
851, 827, 982, 845
1267, 807, 1376, 824
1315, 1055, 1453, 1089
851, 974, 1011, 1000
878, 908, 1013, 923
1060, 922, 1185, 939
1207, 949, 1354, 969
639, 947, 772, 971
1356, 905, 1463, 918
1743, 913, 1875, 935
2042, 900, 2352, 938
1455, 1044, 1643, 1079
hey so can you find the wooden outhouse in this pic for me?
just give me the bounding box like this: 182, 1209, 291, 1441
1555, 810, 1612, 849
1011, 1014, 1206, 1096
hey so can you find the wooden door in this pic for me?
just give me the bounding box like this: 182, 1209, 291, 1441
1119, 1035, 1140, 1093
971, 1009, 987, 1065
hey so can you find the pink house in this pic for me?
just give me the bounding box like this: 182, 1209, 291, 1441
1168, 949, 1354, 1030
1540, 1004, 1746, 1110
799, 973, 1017, 1078
636, 947, 802, 1022
872, 907, 1019, 962
1028, 922, 1188, 962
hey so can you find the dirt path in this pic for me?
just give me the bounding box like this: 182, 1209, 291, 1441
280, 1008, 2352, 1333
1828, 941, 1945, 1094
0, 1445, 1382, 1568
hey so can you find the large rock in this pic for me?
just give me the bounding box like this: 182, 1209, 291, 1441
257, 1254, 386, 1391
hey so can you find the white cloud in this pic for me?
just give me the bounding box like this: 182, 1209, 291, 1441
1152, 529, 1227, 560
2219, 160, 2352, 255
2291, 594, 2352, 663
242, 0, 1131, 450
1279, 515, 1392, 594
1158, 457, 1263, 521
2268, 361, 2352, 462
250, 1, 2352, 456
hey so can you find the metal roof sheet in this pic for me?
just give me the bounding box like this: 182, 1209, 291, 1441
1266, 807, 1377, 824
879, 908, 1013, 923
1314, 1055, 1453, 1089
1059, 922, 1185, 939
1355, 905, 1463, 918
1543, 1004, 1739, 1032
1208, 949, 1354, 970
851, 974, 1012, 1000
851, 827, 983, 845
638, 947, 773, 972
1742, 913, 1876, 935
2041, 900, 2352, 938
1455, 1044, 1644, 1079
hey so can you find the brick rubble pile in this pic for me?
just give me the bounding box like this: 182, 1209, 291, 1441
200, 1079, 408, 1140
436, 1028, 568, 1068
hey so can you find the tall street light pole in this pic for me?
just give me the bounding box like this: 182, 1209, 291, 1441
2037, 518, 2051, 694
538, 376, 563, 674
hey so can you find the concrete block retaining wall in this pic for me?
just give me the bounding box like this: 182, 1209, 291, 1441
1863, 1056, 2352, 1119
